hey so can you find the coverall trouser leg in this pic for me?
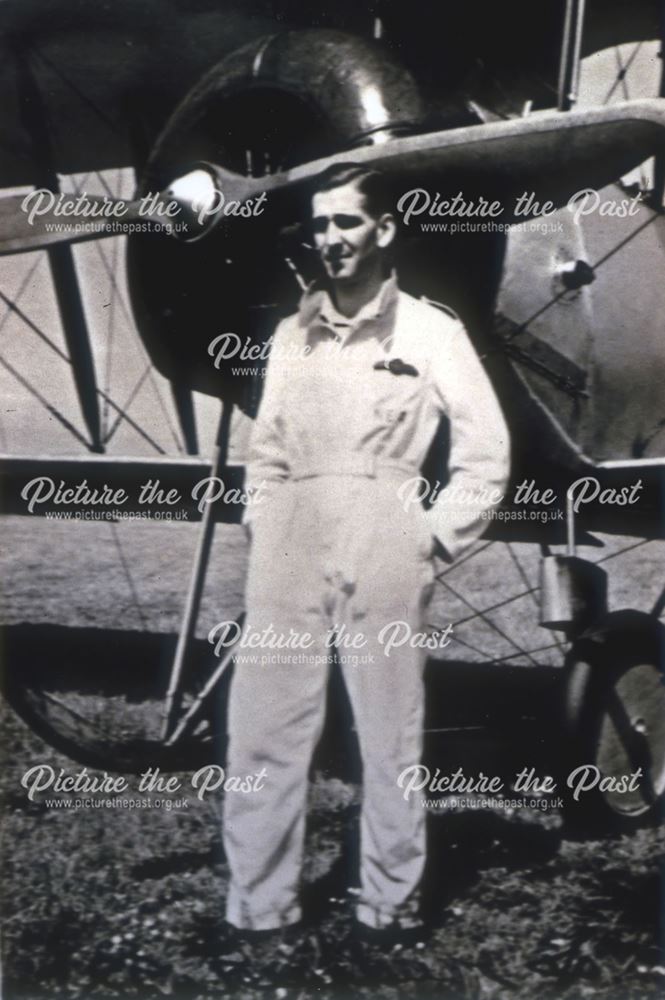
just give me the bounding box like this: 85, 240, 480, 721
223, 479, 435, 930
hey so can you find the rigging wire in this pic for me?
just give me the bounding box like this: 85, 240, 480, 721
0, 286, 167, 453
0, 353, 91, 449
68, 168, 185, 453
437, 577, 540, 667
497, 213, 660, 349
32, 47, 121, 135
109, 521, 149, 629
506, 541, 567, 656
26, 46, 185, 454
0, 257, 44, 342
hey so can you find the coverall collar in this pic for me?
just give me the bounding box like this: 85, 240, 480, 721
299, 272, 399, 347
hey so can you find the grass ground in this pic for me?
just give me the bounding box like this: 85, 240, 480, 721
1, 516, 664, 999
2, 689, 664, 1000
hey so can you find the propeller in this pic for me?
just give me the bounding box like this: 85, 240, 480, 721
1, 99, 664, 257
0, 191, 148, 255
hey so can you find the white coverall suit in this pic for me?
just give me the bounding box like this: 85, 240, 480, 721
224, 274, 509, 931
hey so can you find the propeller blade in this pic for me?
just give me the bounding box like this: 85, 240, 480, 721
0, 193, 149, 256
3, 100, 663, 255
201, 98, 665, 229
281, 98, 665, 219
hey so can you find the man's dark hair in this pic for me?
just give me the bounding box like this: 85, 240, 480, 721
310, 162, 393, 219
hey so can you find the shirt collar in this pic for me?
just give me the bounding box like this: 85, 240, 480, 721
298, 272, 399, 345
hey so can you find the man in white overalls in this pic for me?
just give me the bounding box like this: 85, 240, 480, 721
223, 164, 509, 940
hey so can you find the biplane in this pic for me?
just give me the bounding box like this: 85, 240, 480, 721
1, 0, 664, 835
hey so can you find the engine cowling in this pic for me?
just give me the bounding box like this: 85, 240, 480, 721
126, 29, 424, 409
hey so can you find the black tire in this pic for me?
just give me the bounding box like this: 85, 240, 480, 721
561, 627, 665, 835
3, 678, 218, 775
1, 629, 227, 774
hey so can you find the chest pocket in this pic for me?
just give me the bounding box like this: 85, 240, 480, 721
371, 362, 426, 428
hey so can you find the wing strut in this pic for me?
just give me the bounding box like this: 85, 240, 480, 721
161, 400, 232, 742
654, 4, 665, 206
557, 0, 588, 111
18, 51, 103, 452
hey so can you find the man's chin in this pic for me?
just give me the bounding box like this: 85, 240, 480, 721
326, 266, 355, 283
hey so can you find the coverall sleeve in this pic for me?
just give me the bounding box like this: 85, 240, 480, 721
427, 321, 510, 561
244, 321, 292, 526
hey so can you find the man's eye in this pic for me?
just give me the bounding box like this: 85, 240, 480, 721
334, 215, 361, 229
311, 215, 362, 234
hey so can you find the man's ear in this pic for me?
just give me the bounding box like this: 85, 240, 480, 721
376, 213, 397, 249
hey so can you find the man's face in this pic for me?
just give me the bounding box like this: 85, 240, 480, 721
311, 180, 395, 285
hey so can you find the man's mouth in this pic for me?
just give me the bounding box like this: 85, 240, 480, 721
324, 253, 352, 272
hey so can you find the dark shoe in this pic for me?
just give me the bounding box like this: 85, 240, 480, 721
353, 917, 429, 950
348, 919, 433, 982
216, 921, 321, 988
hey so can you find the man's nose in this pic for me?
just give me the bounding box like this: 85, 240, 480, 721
322, 221, 343, 246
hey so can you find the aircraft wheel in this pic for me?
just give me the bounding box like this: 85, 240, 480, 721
1, 643, 222, 775
561, 631, 665, 835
